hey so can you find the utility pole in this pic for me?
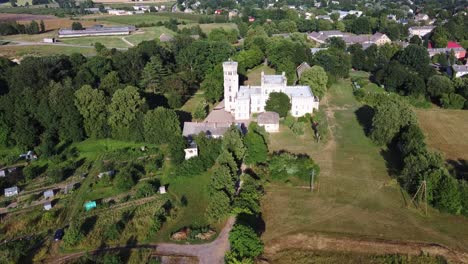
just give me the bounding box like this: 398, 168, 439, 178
410, 179, 428, 216
310, 170, 315, 192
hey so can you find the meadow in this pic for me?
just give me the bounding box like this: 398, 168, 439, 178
178, 22, 238, 34
261, 78, 468, 258
93, 13, 193, 26
0, 44, 96, 58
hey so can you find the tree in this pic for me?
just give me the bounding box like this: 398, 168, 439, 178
397, 45, 430, 73
27, 20, 39, 34
440, 93, 466, 109
74, 85, 108, 138
431, 27, 449, 48
312, 49, 351, 78
99, 71, 123, 96
370, 96, 417, 145
211, 164, 235, 197
193, 101, 207, 120
350, 17, 372, 34
426, 75, 454, 99
108, 86, 146, 140
140, 56, 169, 93
71, 22, 83, 30
206, 190, 231, 220
244, 123, 268, 165
265, 92, 291, 118
114, 164, 138, 191
39, 20, 45, 32
63, 222, 84, 247
9, 0, 17, 7
229, 224, 264, 259
143, 107, 181, 144
327, 37, 346, 50
222, 126, 246, 161
299, 66, 328, 99
434, 174, 462, 214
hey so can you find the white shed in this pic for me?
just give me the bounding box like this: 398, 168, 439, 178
0, 170, 6, 177
159, 186, 166, 194
257, 112, 280, 133
4, 186, 19, 197
44, 189, 54, 199
44, 201, 52, 211
184, 142, 198, 160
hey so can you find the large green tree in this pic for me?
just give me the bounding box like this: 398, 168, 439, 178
265, 92, 291, 118
228, 224, 264, 259
143, 107, 180, 144
74, 85, 108, 138
244, 123, 268, 165
299, 65, 328, 99
426, 75, 454, 99
140, 56, 170, 93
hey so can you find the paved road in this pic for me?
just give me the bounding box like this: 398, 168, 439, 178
52, 216, 236, 264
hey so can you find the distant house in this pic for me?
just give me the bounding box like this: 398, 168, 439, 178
108, 9, 130, 15
453, 65, 468, 78
214, 9, 222, 15
296, 62, 311, 79
184, 141, 198, 160
427, 42, 466, 60
4, 186, 19, 197
310, 47, 328, 55
58, 25, 136, 38
408, 26, 435, 37
182, 122, 231, 139
84, 201, 97, 211
43, 38, 55, 43
159, 33, 174, 42
98, 170, 115, 179
414, 13, 429, 22
228, 10, 238, 19
44, 189, 54, 199
308, 31, 390, 47
257, 112, 280, 133
44, 201, 53, 211
133, 5, 150, 11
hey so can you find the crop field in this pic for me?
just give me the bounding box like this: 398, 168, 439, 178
0, 44, 96, 58
0, 13, 54, 21
178, 22, 238, 34
92, 13, 192, 26
416, 109, 468, 161
261, 79, 468, 258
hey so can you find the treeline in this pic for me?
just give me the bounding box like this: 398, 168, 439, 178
357, 93, 467, 215
0, 20, 46, 36
347, 42, 467, 109
0, 36, 235, 157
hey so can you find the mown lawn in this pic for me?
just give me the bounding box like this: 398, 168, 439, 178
244, 64, 275, 86
178, 22, 238, 34
73, 139, 144, 160
262, 78, 468, 253
60, 35, 129, 48
125, 26, 174, 45
0, 44, 96, 58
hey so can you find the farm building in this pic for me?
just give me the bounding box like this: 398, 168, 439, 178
58, 25, 136, 38
257, 112, 280, 133
43, 38, 56, 43
44, 201, 53, 211
44, 189, 54, 199
4, 186, 19, 197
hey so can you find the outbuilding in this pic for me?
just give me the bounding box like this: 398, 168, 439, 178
44, 201, 53, 211
0, 170, 6, 177
44, 189, 54, 199
184, 141, 198, 160
4, 186, 19, 197
257, 112, 280, 133
159, 186, 166, 194
84, 201, 97, 211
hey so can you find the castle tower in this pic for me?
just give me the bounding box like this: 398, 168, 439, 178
223, 60, 239, 113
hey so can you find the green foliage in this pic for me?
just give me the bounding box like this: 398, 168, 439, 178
299, 65, 328, 99
434, 174, 462, 214
193, 101, 207, 120
143, 107, 181, 144
232, 174, 263, 215
290, 121, 305, 136
23, 164, 42, 181
397, 44, 430, 73
104, 221, 124, 241
268, 152, 319, 183
427, 75, 454, 99
244, 123, 268, 165
369, 96, 416, 145
135, 182, 157, 198
201, 66, 224, 103
63, 222, 84, 247
210, 164, 235, 197
206, 189, 231, 221
208, 28, 238, 44
229, 224, 264, 259
265, 92, 291, 118
74, 85, 108, 139
312, 49, 351, 79
71, 22, 83, 30
222, 126, 246, 161
140, 56, 170, 93
440, 93, 466, 109
114, 163, 140, 191
99, 71, 123, 96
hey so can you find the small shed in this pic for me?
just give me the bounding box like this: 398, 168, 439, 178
257, 112, 280, 133
84, 201, 97, 211
44, 189, 54, 199
98, 170, 115, 179
159, 186, 166, 194
0, 170, 6, 177
4, 186, 19, 197
44, 201, 53, 211
43, 38, 56, 43
184, 141, 198, 160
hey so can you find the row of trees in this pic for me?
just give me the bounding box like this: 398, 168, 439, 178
0, 20, 46, 36
362, 93, 467, 215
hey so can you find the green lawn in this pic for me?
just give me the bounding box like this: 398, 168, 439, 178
0, 44, 96, 58
60, 35, 129, 48
180, 91, 205, 114
178, 23, 238, 34
73, 139, 145, 160
262, 78, 468, 255
94, 13, 192, 26
125, 26, 174, 45
245, 64, 276, 86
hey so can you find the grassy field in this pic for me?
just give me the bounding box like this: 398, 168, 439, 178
261, 79, 468, 255
416, 109, 468, 161
92, 13, 192, 26
178, 22, 238, 34
60, 35, 130, 48
125, 26, 174, 45
244, 64, 275, 86
180, 91, 205, 114
0, 44, 96, 58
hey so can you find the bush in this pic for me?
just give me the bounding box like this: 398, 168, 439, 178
441, 93, 466, 109
23, 164, 41, 181
290, 122, 305, 135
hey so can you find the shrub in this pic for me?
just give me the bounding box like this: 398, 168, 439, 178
290, 121, 305, 135
441, 93, 466, 109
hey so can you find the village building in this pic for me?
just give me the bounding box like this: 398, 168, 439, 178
257, 112, 280, 133
58, 25, 136, 38
453, 65, 468, 78
223, 60, 319, 120
414, 13, 429, 22
43, 189, 54, 199
0, 169, 6, 177
408, 26, 435, 37
44, 201, 53, 211
182, 122, 231, 139
308, 31, 390, 47
427, 42, 466, 60
310, 47, 328, 55
84, 201, 97, 211
296, 62, 311, 79
4, 186, 19, 197
43, 38, 56, 43
19, 150, 37, 160
184, 141, 198, 160
133, 5, 150, 11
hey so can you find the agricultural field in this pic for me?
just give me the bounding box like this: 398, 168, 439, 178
125, 26, 174, 45
0, 44, 96, 58
416, 109, 468, 161
261, 79, 468, 259
91, 13, 193, 26
178, 22, 238, 34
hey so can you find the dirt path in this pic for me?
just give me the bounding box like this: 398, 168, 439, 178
121, 37, 134, 47
50, 217, 235, 264
265, 233, 468, 263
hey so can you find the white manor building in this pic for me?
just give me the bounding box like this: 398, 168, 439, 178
223, 60, 319, 120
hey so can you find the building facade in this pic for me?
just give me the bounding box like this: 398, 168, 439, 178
223, 60, 319, 120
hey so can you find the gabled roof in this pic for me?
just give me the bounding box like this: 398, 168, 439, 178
257, 111, 279, 124
182, 122, 231, 137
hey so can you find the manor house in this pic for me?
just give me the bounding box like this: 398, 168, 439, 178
223, 60, 319, 120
